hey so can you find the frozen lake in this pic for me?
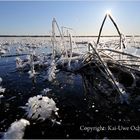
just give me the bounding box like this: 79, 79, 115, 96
1, 37, 140, 139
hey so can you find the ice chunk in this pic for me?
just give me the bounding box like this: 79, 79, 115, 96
41, 88, 52, 95
0, 49, 6, 55
0, 86, 5, 93
0, 94, 4, 99
3, 119, 30, 139
28, 69, 37, 78
24, 95, 59, 121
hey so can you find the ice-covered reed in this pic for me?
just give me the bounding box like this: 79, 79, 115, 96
0, 94, 4, 103
28, 49, 38, 79
0, 77, 2, 84
116, 82, 129, 104
16, 57, 25, 69
3, 119, 30, 139
45, 59, 57, 81
16, 47, 38, 80
0, 77, 5, 93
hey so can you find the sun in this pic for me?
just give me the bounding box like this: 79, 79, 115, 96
106, 9, 112, 16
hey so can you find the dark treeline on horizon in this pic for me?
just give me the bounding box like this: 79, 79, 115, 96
0, 35, 140, 37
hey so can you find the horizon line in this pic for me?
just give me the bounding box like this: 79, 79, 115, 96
0, 35, 140, 37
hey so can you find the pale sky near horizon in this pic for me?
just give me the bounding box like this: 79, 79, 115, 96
0, 1, 140, 36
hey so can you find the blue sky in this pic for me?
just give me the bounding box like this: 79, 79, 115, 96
0, 1, 140, 35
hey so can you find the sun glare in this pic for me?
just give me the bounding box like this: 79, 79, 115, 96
106, 9, 111, 16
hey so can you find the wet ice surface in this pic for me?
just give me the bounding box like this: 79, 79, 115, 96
1, 37, 140, 139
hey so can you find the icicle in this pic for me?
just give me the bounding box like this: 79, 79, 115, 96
28, 51, 37, 79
